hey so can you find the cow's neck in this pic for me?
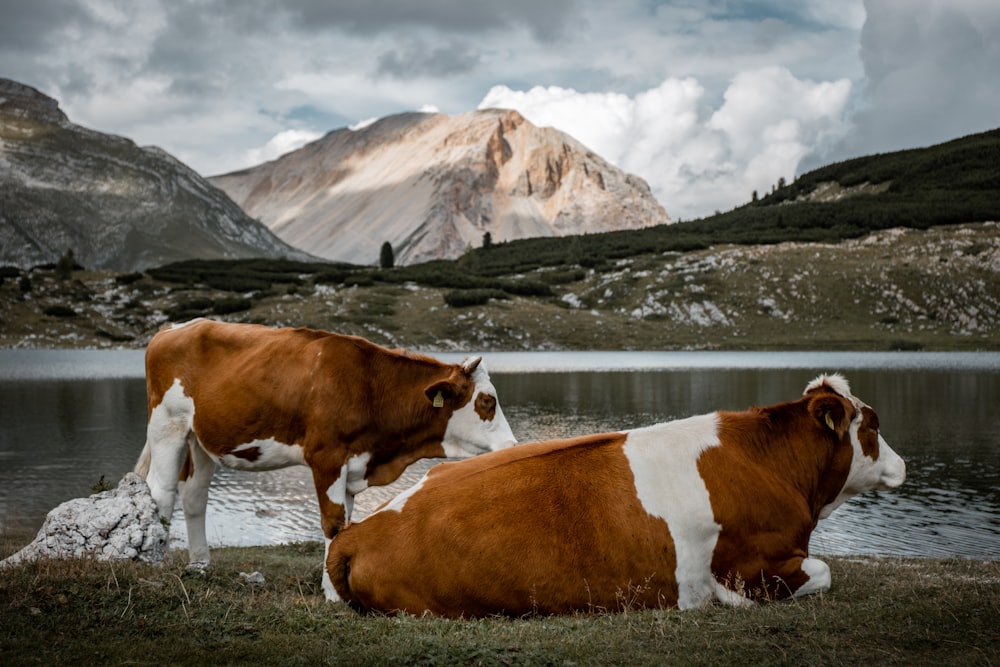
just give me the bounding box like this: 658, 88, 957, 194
724, 409, 852, 522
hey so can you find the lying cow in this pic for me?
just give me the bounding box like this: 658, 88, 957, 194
134, 319, 516, 600
328, 373, 905, 616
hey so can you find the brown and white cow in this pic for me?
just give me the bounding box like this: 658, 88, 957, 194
133, 319, 516, 600
327, 374, 905, 616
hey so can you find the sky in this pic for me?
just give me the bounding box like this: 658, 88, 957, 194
2, 0, 998, 220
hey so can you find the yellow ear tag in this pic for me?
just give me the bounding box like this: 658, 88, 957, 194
433, 391, 444, 408
825, 414, 836, 430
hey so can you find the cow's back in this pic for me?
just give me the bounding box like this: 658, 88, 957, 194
329, 432, 683, 617
145, 319, 361, 450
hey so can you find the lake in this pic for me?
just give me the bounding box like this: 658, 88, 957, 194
1, 349, 998, 560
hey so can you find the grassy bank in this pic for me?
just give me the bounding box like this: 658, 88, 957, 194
1, 541, 996, 666
2, 223, 998, 352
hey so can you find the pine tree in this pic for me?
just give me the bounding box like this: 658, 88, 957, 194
379, 242, 395, 269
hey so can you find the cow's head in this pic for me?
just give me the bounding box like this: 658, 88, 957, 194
425, 356, 517, 457
805, 373, 906, 518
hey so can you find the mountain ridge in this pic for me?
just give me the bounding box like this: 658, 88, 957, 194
209, 109, 670, 265
0, 78, 309, 272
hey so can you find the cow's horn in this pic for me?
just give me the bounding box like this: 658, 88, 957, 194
462, 356, 482, 373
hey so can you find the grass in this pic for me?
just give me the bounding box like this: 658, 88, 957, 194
1, 540, 997, 666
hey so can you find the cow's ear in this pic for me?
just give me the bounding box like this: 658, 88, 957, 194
425, 379, 456, 408
809, 394, 852, 438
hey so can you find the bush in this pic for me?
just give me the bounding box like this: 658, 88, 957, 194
344, 274, 375, 287
212, 298, 253, 315
500, 280, 553, 297
315, 269, 353, 285
165, 298, 214, 320
444, 289, 509, 308
114, 272, 144, 285
43, 305, 77, 318
541, 269, 587, 285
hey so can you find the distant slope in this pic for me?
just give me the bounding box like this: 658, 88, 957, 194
458, 127, 1000, 275
209, 109, 669, 265
0, 79, 310, 272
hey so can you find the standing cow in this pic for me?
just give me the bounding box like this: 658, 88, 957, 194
134, 319, 516, 600
328, 373, 905, 616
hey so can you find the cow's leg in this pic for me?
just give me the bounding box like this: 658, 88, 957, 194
311, 464, 349, 602
791, 557, 832, 598
142, 382, 195, 527
180, 435, 216, 570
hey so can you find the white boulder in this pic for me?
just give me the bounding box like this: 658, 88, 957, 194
0, 473, 168, 568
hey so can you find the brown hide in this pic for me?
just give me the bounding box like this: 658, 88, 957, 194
701, 394, 856, 599
329, 432, 682, 617
329, 387, 870, 616
144, 319, 477, 537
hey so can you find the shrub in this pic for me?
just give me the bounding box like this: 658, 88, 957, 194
114, 272, 144, 285
541, 269, 587, 285
344, 274, 375, 287
315, 269, 353, 285
165, 298, 214, 320
212, 298, 253, 315
500, 280, 554, 297
44, 305, 77, 318
444, 289, 509, 308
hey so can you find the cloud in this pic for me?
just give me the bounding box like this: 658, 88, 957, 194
826, 0, 1000, 161
270, 0, 580, 40
377, 40, 481, 78
480, 67, 851, 220
246, 129, 324, 166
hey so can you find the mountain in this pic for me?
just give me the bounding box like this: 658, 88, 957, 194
209, 109, 670, 265
0, 79, 309, 272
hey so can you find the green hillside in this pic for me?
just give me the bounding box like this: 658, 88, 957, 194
466, 127, 1000, 277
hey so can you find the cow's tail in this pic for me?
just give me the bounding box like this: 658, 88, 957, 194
134, 440, 152, 479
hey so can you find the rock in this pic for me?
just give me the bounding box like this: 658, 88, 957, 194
0, 473, 168, 568
239, 571, 266, 585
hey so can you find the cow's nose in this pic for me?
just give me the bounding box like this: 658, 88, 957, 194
880, 457, 906, 489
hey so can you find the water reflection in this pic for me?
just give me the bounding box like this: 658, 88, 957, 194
1, 354, 998, 559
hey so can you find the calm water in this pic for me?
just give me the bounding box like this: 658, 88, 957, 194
1, 350, 998, 559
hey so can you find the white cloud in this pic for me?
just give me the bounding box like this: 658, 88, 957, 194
480, 67, 852, 219
246, 129, 324, 166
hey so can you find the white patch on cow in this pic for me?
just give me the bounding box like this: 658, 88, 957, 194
344, 452, 372, 496
165, 317, 206, 331
361, 471, 430, 520
326, 468, 347, 509
144, 378, 195, 521
622, 413, 727, 610
441, 362, 517, 457
793, 557, 832, 598
820, 412, 907, 519
322, 538, 340, 602
218, 439, 307, 471
325, 452, 372, 526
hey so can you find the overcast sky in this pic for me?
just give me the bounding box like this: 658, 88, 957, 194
2, 0, 998, 220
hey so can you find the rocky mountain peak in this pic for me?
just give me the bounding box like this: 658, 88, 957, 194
211, 109, 671, 265
0, 78, 307, 271
0, 78, 69, 126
